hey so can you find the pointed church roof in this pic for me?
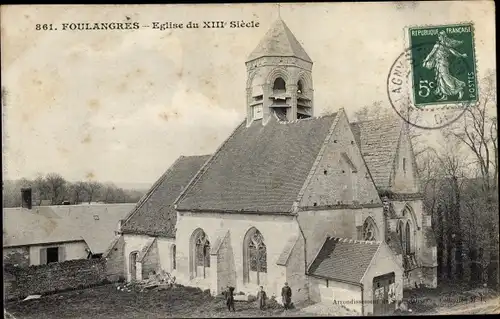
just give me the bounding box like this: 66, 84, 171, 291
247, 18, 312, 63
176, 114, 338, 214
120, 154, 210, 237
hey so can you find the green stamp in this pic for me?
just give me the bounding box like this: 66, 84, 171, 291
409, 23, 478, 107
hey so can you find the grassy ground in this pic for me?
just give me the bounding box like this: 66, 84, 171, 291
6, 281, 499, 318
5, 284, 311, 319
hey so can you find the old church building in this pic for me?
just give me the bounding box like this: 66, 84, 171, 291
107, 18, 437, 315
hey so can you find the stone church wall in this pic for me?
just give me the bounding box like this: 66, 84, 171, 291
392, 127, 419, 194
105, 235, 126, 282
175, 212, 299, 298
298, 207, 385, 268
285, 235, 308, 303
141, 240, 160, 280
213, 232, 237, 295
122, 234, 175, 282
300, 111, 381, 208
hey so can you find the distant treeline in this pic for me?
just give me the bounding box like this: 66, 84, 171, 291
3, 173, 147, 207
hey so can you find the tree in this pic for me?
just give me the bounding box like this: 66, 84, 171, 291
445, 70, 499, 288
33, 174, 50, 205
83, 181, 101, 204
447, 70, 497, 195
68, 181, 86, 204
45, 173, 67, 205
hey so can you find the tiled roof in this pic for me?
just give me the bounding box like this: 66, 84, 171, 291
3, 203, 135, 254
176, 114, 338, 213
350, 116, 402, 190
247, 18, 312, 63
308, 237, 381, 283
120, 155, 210, 237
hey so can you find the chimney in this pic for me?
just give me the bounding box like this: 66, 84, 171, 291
21, 188, 32, 209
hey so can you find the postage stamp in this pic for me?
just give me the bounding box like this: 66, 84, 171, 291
387, 22, 478, 130
408, 23, 478, 107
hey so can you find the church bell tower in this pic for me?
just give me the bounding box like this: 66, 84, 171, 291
245, 18, 314, 126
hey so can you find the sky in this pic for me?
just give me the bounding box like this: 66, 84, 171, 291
1, 2, 496, 187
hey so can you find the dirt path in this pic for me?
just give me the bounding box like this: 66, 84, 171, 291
431, 296, 500, 315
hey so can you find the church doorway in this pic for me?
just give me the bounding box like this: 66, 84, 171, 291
129, 251, 139, 282
372, 272, 395, 316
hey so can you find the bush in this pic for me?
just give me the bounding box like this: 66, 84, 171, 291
101, 278, 111, 285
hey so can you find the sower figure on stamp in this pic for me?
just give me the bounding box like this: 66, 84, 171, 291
224, 286, 236, 312
281, 282, 292, 310
257, 286, 267, 310
422, 31, 467, 101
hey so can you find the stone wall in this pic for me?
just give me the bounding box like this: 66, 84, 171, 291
4, 259, 108, 300
105, 236, 126, 282
4, 247, 30, 267
300, 111, 382, 208
122, 234, 175, 282
213, 232, 237, 295
285, 236, 308, 303
298, 207, 385, 268
175, 211, 298, 299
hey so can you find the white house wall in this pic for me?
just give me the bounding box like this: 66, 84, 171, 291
308, 276, 363, 314
361, 244, 403, 315
28, 241, 88, 266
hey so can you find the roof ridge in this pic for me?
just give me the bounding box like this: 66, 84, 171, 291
277, 113, 338, 125
330, 236, 381, 245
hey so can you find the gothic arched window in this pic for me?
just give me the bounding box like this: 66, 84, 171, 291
243, 228, 267, 285
192, 229, 210, 278
397, 220, 405, 253
363, 217, 379, 241
405, 222, 411, 255
273, 77, 286, 94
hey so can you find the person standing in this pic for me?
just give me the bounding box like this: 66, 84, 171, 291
281, 282, 292, 310
257, 286, 267, 310
225, 286, 236, 312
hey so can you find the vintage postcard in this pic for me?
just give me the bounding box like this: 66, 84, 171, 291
2, 2, 498, 318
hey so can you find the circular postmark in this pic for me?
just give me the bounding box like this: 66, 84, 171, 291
387, 41, 477, 130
